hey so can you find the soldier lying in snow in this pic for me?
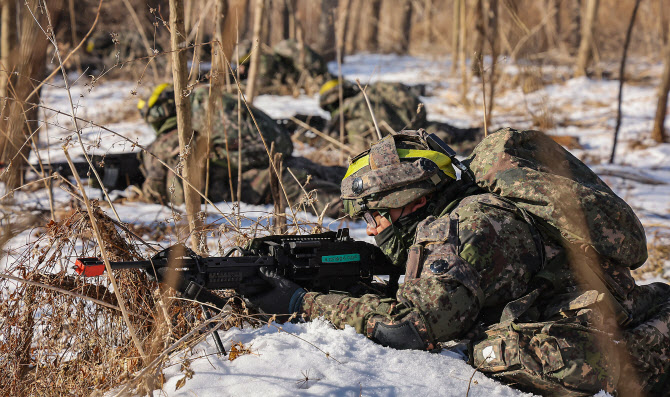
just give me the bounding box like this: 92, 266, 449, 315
318, 79, 483, 154
234, 39, 333, 96
247, 129, 670, 396
138, 84, 345, 218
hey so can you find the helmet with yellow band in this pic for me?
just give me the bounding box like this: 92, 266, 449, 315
137, 83, 176, 133
341, 130, 458, 218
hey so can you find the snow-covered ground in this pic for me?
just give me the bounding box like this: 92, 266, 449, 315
4, 53, 670, 396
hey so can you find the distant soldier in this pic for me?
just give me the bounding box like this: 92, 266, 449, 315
318, 80, 483, 153
234, 39, 333, 95
138, 84, 345, 218
81, 30, 157, 73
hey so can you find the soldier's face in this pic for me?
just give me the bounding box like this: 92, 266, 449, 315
365, 196, 429, 236
365, 210, 398, 236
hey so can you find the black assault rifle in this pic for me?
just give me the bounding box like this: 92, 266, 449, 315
32, 152, 144, 191
75, 228, 399, 354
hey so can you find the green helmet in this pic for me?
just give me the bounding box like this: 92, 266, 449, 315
137, 83, 176, 134
341, 130, 457, 218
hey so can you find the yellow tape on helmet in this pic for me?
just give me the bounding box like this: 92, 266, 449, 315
319, 79, 340, 96
147, 83, 171, 108
343, 149, 456, 180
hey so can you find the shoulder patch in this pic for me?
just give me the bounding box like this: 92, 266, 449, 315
415, 215, 452, 244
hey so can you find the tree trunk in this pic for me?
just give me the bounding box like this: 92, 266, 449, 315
486, 0, 499, 125
268, 0, 289, 46
458, 0, 468, 104
543, 0, 560, 50
0, 0, 60, 198
360, 0, 381, 52
315, 0, 338, 62
610, 0, 642, 162
397, 0, 413, 53
169, 0, 204, 250
424, 0, 433, 44
451, 0, 461, 73
0, 0, 16, 106
575, 0, 599, 77
221, 0, 248, 64
652, 20, 670, 143
564, 0, 582, 54
345, 0, 362, 54
336, 0, 351, 61
473, 0, 485, 77
245, 0, 265, 102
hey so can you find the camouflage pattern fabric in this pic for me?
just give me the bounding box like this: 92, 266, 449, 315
323, 82, 427, 152
82, 30, 157, 73
142, 86, 345, 217
300, 128, 670, 395
466, 127, 648, 271
234, 39, 332, 95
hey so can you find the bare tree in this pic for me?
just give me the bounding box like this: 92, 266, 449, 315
0, 0, 16, 105
335, 0, 351, 61
473, 0, 485, 77
652, 19, 670, 143
0, 0, 62, 197
451, 0, 461, 73
397, 0, 413, 53
360, 0, 381, 51
345, 0, 362, 54
458, 0, 468, 103
486, 0, 499, 125
575, 0, 599, 77
315, 0, 338, 62
268, 0, 290, 46
169, 0, 204, 250
611, 0, 642, 162
245, 0, 265, 102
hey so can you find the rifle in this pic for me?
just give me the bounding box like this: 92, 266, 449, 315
34, 152, 145, 191
75, 228, 399, 355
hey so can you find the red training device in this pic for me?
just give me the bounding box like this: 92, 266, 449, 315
74, 258, 106, 277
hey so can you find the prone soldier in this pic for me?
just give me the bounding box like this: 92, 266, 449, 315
248, 129, 670, 396
138, 84, 345, 218
234, 39, 333, 96
318, 79, 483, 154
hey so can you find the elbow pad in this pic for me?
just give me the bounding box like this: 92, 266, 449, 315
371, 321, 425, 350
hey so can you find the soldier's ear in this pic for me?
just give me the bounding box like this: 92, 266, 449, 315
410, 196, 428, 213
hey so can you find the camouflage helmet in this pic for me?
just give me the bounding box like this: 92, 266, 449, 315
318, 79, 358, 112
341, 129, 457, 218
137, 83, 176, 133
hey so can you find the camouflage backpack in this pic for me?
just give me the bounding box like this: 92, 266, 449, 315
465, 128, 647, 322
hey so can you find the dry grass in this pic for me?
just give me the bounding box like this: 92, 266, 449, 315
0, 199, 260, 396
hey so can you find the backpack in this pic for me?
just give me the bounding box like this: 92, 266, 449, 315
465, 128, 647, 322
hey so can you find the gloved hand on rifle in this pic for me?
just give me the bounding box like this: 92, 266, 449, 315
247, 267, 306, 321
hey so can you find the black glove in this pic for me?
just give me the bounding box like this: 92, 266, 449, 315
247, 267, 306, 318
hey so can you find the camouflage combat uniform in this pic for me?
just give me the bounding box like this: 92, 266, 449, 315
81, 30, 158, 73
141, 85, 345, 218
300, 130, 670, 396
235, 39, 332, 95
319, 81, 482, 154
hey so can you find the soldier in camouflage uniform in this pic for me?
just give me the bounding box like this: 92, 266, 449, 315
248, 129, 670, 396
234, 39, 332, 95
81, 30, 158, 73
319, 80, 483, 154
138, 84, 345, 218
